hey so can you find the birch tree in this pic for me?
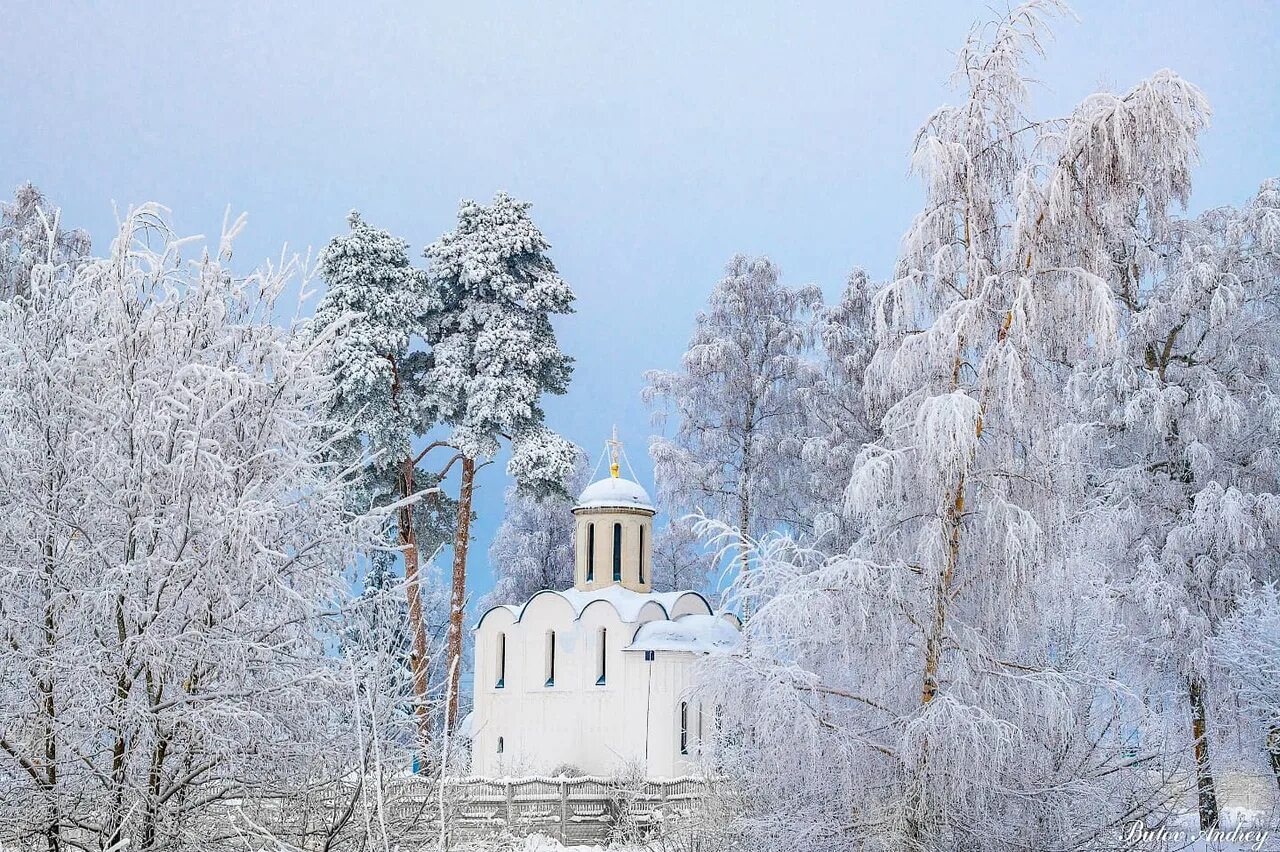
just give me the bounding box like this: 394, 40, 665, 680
0, 205, 364, 850
651, 517, 716, 592
697, 3, 1214, 848
0, 183, 89, 300
1074, 179, 1280, 825
644, 255, 821, 597
480, 451, 589, 609
791, 267, 878, 550
422, 192, 580, 727
1213, 584, 1280, 793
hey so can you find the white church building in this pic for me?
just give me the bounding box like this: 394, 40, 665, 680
469, 440, 740, 778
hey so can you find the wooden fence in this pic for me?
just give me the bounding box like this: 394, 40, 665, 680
225, 775, 722, 849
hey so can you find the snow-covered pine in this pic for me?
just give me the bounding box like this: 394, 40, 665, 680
423, 192, 580, 727
315, 211, 445, 764
0, 205, 367, 850
644, 255, 821, 602
696, 3, 1218, 849
1073, 178, 1280, 824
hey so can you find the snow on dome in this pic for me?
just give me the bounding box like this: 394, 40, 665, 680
574, 475, 654, 511
627, 613, 742, 654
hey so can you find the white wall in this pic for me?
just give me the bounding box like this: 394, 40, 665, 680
470, 591, 712, 778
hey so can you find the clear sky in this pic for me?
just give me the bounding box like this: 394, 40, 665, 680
4, 1, 1276, 612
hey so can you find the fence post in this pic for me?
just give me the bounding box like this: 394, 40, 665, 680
559, 779, 569, 843
505, 779, 514, 829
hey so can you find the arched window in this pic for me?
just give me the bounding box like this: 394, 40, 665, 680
679, 702, 689, 755
586, 523, 595, 581
497, 736, 504, 754
545, 631, 556, 687
596, 627, 607, 685
495, 632, 506, 688
612, 523, 622, 581
638, 526, 645, 584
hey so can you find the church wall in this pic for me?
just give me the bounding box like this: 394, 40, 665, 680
470, 597, 707, 778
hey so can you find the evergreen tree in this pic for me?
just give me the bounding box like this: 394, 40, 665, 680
314, 211, 448, 762
422, 192, 579, 726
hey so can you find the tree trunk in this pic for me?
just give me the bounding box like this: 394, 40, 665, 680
398, 457, 434, 767
1187, 675, 1219, 829
908, 335, 975, 846
446, 455, 476, 729
738, 395, 755, 620
736, 491, 751, 619
40, 535, 60, 852
1266, 725, 1280, 797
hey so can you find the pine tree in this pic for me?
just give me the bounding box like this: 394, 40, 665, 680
422, 192, 579, 727
314, 211, 446, 763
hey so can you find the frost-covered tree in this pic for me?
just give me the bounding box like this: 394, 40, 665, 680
644, 255, 821, 597
790, 267, 878, 550
1213, 585, 1280, 793
697, 4, 1215, 849
1074, 179, 1280, 825
0, 183, 89, 300
651, 517, 715, 592
315, 212, 449, 761
480, 451, 590, 610
0, 205, 366, 851
422, 192, 580, 726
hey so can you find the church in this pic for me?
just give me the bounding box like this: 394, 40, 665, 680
469, 437, 741, 778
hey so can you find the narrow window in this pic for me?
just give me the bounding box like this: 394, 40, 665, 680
586, 523, 595, 581
497, 736, 504, 754
596, 628, 607, 685
545, 631, 556, 687
638, 526, 645, 584
612, 522, 622, 581
495, 632, 506, 688
680, 702, 689, 755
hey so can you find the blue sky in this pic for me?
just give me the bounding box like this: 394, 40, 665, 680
3, 1, 1276, 612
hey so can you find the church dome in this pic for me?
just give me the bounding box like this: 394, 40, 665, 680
574, 475, 654, 512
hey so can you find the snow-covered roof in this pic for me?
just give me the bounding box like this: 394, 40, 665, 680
556, 585, 694, 622
474, 585, 715, 629
574, 475, 654, 512
626, 613, 742, 653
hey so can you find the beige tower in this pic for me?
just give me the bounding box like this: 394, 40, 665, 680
572, 431, 655, 592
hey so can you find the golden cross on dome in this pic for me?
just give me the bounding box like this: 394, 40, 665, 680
607, 425, 622, 478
